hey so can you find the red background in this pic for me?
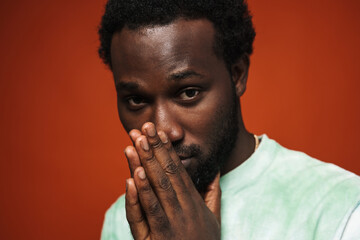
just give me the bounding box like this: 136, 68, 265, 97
1, 0, 359, 239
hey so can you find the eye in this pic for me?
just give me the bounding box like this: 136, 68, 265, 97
125, 96, 146, 110
178, 88, 200, 101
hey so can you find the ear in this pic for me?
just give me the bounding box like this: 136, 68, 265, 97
230, 54, 250, 97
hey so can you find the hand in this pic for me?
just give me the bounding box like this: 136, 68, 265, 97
124, 122, 221, 240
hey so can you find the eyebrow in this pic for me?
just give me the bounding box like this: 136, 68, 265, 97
167, 70, 204, 81
116, 70, 204, 91
115, 81, 139, 91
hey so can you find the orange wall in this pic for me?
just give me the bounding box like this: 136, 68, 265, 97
0, 0, 359, 239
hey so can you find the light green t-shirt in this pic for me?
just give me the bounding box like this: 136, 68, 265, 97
101, 135, 360, 239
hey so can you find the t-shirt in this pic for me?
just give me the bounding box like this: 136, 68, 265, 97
101, 135, 360, 239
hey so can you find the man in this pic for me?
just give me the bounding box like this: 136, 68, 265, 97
98, 0, 360, 239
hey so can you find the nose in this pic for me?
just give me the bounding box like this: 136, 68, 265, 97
151, 102, 184, 143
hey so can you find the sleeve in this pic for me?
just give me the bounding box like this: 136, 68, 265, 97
101, 195, 134, 240
101, 207, 115, 240
341, 202, 360, 240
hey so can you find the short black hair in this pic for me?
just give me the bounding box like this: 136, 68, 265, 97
98, 0, 256, 69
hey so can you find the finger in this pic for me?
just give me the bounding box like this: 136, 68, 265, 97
125, 146, 141, 177
142, 123, 181, 176
141, 123, 191, 198
157, 130, 197, 193
133, 166, 170, 234
203, 172, 221, 223
125, 178, 150, 239
129, 129, 142, 144
135, 135, 183, 216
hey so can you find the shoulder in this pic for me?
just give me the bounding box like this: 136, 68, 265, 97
267, 136, 360, 238
221, 135, 360, 239
269, 137, 360, 193
101, 194, 133, 240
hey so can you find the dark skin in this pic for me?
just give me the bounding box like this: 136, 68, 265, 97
110, 18, 255, 239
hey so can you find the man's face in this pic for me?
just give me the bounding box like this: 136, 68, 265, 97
111, 18, 239, 192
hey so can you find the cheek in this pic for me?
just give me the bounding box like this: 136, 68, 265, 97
117, 101, 149, 133
179, 87, 232, 145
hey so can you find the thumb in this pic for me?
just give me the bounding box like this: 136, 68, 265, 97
203, 172, 221, 223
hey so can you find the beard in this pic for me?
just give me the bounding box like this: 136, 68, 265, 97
173, 86, 239, 193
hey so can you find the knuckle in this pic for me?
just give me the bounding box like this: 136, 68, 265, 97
158, 176, 172, 191
139, 182, 152, 193
150, 137, 163, 149
168, 198, 182, 214
148, 201, 162, 216
154, 216, 170, 233
164, 161, 178, 174
143, 152, 155, 162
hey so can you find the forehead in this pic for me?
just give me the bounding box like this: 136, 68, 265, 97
110, 18, 223, 80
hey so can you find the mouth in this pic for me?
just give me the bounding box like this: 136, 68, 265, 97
179, 155, 193, 168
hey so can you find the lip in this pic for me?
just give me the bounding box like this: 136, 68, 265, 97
180, 157, 193, 168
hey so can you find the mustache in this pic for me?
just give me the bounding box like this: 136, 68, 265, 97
173, 143, 201, 157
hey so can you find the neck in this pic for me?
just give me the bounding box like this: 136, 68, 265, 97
220, 105, 254, 176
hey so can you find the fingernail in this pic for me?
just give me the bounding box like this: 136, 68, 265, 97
138, 168, 146, 180
140, 138, 149, 151
159, 132, 168, 143
146, 124, 156, 137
